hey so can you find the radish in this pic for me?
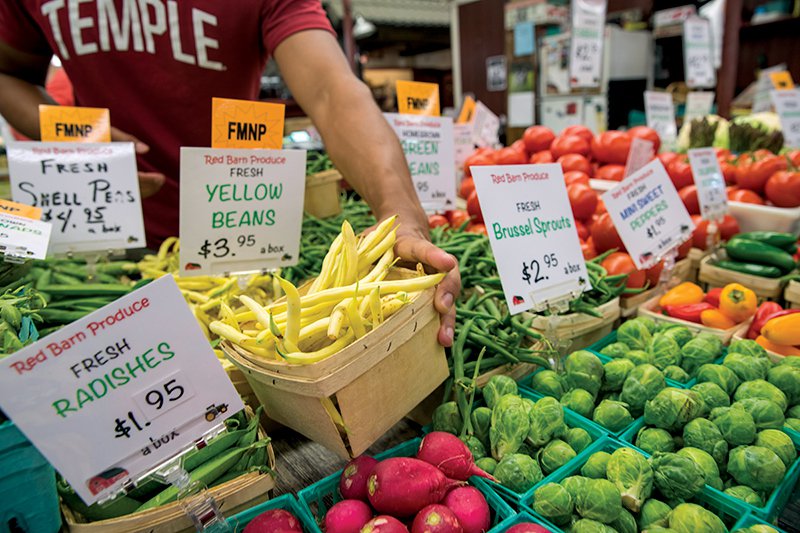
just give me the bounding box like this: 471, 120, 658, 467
506, 524, 552, 533
441, 487, 490, 533
411, 504, 464, 533
367, 457, 462, 517
325, 499, 373, 533
341, 455, 379, 501
416, 432, 495, 482
361, 515, 410, 533
243, 509, 302, 532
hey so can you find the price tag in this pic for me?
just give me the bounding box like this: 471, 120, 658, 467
454, 123, 475, 177
771, 89, 800, 148
753, 65, 788, 113
770, 71, 795, 91
39, 105, 111, 143
569, 0, 607, 88
624, 137, 655, 177
0, 199, 42, 220
396, 81, 440, 116
602, 159, 695, 269
211, 97, 285, 150
179, 148, 306, 276
688, 148, 728, 221
457, 96, 477, 124
470, 164, 591, 314
685, 91, 715, 122
384, 114, 457, 211
683, 16, 716, 89
0, 212, 52, 261
645, 92, 677, 150
471, 101, 500, 147
8, 143, 146, 254
0, 276, 244, 505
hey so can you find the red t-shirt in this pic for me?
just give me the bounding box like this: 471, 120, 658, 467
0, 0, 333, 246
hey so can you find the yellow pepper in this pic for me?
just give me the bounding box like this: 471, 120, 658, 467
756, 335, 800, 356
659, 282, 704, 308
718, 283, 758, 323
700, 309, 736, 330
761, 313, 800, 346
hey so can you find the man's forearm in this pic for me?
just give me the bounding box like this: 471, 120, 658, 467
0, 74, 53, 139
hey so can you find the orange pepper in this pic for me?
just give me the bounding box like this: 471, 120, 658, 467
659, 282, 704, 308
761, 313, 800, 346
756, 335, 800, 357
700, 309, 737, 330
718, 283, 757, 323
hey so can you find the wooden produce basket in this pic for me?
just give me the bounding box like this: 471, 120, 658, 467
525, 298, 620, 354
620, 258, 692, 318
698, 254, 788, 302
637, 294, 750, 342
687, 248, 709, 283
304, 170, 341, 219
786, 280, 800, 310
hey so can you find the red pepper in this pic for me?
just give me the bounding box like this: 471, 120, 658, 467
663, 302, 716, 323
704, 288, 723, 308
748, 308, 800, 339
746, 302, 786, 339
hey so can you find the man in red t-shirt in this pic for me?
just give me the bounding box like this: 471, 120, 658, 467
0, 0, 458, 346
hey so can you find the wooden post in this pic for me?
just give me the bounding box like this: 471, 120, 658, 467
717, 0, 743, 118
342, 0, 357, 73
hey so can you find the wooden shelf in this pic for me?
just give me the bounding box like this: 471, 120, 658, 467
740, 15, 800, 34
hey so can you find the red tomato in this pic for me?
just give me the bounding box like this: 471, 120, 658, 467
728, 188, 765, 205
737, 155, 787, 193
646, 261, 664, 288
558, 153, 593, 176
449, 210, 471, 229
595, 197, 607, 214
561, 125, 594, 144
628, 126, 661, 153
564, 170, 591, 187
459, 176, 475, 199
575, 219, 590, 241
550, 135, 590, 159
787, 150, 800, 167
657, 152, 679, 169
467, 223, 487, 235
581, 238, 597, 260
719, 214, 740, 241
714, 147, 733, 159
692, 216, 711, 250
591, 212, 625, 253
567, 183, 598, 221
677, 238, 692, 260
667, 157, 694, 190
753, 149, 774, 159
678, 185, 700, 215
511, 139, 527, 154
495, 146, 527, 165
765, 170, 800, 207
529, 150, 554, 164
601, 252, 646, 289
428, 214, 449, 228
464, 152, 494, 175
523, 126, 556, 153
591, 131, 633, 165
466, 190, 483, 223
719, 161, 737, 185
595, 164, 625, 182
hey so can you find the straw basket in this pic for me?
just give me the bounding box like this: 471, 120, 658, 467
304, 170, 341, 219
637, 293, 750, 342
524, 297, 620, 354
786, 280, 800, 310
699, 254, 788, 302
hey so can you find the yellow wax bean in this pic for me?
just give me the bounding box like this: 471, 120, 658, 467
356, 215, 397, 256
276, 277, 301, 348
239, 295, 271, 330
157, 237, 179, 259
360, 248, 395, 283
310, 234, 343, 293
282, 331, 356, 364
341, 221, 358, 286
357, 228, 397, 272
346, 298, 366, 339
327, 305, 347, 340
209, 321, 250, 344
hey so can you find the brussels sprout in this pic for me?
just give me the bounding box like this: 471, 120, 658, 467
644, 388, 705, 432
611, 509, 638, 533
650, 452, 706, 500
581, 451, 612, 479
571, 519, 617, 533
789, 405, 800, 418
733, 398, 786, 430
626, 349, 655, 366
603, 358, 636, 392
780, 357, 800, 368
565, 350, 605, 398
565, 427, 593, 454
640, 316, 658, 333
697, 363, 742, 396
767, 365, 800, 407
432, 401, 462, 434
494, 453, 543, 493
574, 478, 623, 524
755, 429, 797, 467
475, 457, 497, 475
606, 392, 621, 402
636, 427, 676, 454
600, 342, 630, 359
620, 364, 667, 416
639, 498, 672, 530
728, 445, 786, 492
650, 333, 682, 370
562, 475, 590, 500
682, 418, 729, 466
724, 485, 764, 506
696, 332, 724, 352
786, 418, 800, 432
593, 400, 634, 433
728, 338, 769, 359
662, 326, 694, 348
735, 526, 780, 533
533, 482, 574, 525
539, 439, 576, 474
711, 406, 757, 445
522, 397, 536, 418
531, 369, 568, 399
618, 318, 653, 351
680, 336, 722, 377
490, 394, 530, 460
690, 382, 731, 411
668, 502, 726, 533
527, 396, 566, 447
606, 447, 653, 512
735, 380, 789, 412
664, 365, 691, 383
483, 375, 518, 409
471, 406, 492, 448
676, 447, 723, 489
561, 388, 596, 419
724, 352, 770, 382
461, 435, 486, 459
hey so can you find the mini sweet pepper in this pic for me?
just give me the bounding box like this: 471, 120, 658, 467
762, 313, 800, 346
718, 283, 757, 323
664, 302, 715, 323
700, 308, 737, 330
659, 282, 705, 308
756, 335, 800, 356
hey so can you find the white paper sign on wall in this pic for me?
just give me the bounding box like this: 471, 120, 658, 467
684, 91, 715, 122
569, 0, 608, 88
645, 92, 678, 150
683, 16, 716, 89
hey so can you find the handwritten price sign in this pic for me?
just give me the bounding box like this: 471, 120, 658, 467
771, 89, 800, 148
683, 17, 716, 89
688, 148, 728, 221
569, 0, 607, 88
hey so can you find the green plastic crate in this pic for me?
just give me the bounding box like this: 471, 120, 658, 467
227, 494, 316, 533
297, 437, 515, 532
587, 331, 618, 353
490, 511, 559, 532
733, 512, 787, 532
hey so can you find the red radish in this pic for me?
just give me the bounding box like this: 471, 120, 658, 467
411, 504, 464, 533
361, 515, 410, 533
325, 499, 374, 533
442, 487, 489, 533
416, 432, 495, 482
367, 458, 462, 517
340, 455, 379, 501
506, 524, 551, 533
243, 509, 302, 532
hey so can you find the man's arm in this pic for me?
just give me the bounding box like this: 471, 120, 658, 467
274, 29, 459, 346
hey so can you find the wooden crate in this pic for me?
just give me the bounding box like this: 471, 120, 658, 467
620, 258, 693, 318
637, 293, 749, 342
786, 280, 800, 309
687, 247, 709, 283
304, 170, 341, 219
698, 254, 788, 301
525, 298, 620, 354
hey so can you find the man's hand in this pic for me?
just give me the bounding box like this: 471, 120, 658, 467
110, 126, 165, 198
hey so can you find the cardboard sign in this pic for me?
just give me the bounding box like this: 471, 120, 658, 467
457, 96, 477, 124
211, 98, 285, 149
569, 0, 607, 88
624, 137, 656, 177
0, 213, 52, 261
179, 148, 306, 276
602, 159, 695, 269
685, 91, 715, 122
39, 105, 111, 143
688, 148, 728, 221
396, 81, 440, 116
471, 164, 590, 314
645, 91, 677, 150
8, 142, 146, 254
472, 101, 501, 147
0, 199, 42, 220
0, 276, 244, 504
683, 16, 716, 89
770, 71, 795, 91
771, 89, 800, 149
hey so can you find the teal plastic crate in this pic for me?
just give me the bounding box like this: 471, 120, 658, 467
227, 494, 316, 533
490, 511, 559, 532
733, 512, 787, 532
297, 437, 515, 533
587, 331, 618, 353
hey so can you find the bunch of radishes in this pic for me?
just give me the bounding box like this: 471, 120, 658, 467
243, 508, 305, 532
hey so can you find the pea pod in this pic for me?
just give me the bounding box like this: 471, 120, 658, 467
726, 238, 796, 272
